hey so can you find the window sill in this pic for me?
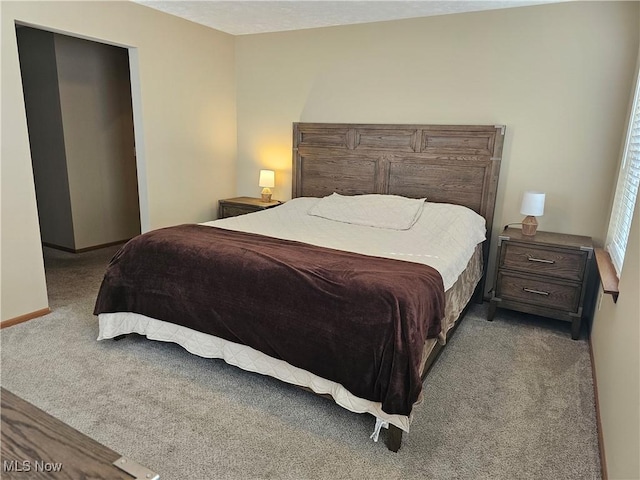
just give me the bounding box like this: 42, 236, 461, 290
594, 248, 619, 303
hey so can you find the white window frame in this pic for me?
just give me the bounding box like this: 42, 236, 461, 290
606, 67, 640, 276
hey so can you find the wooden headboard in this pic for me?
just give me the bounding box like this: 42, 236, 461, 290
292, 122, 505, 277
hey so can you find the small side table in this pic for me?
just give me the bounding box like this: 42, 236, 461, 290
218, 196, 281, 219
488, 227, 594, 339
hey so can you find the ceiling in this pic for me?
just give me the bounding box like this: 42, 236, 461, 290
133, 1, 561, 36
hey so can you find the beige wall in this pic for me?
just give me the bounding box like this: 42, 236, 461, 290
16, 27, 76, 250
1, 1, 236, 320
591, 48, 640, 478
55, 33, 140, 249
592, 193, 640, 480
235, 1, 639, 289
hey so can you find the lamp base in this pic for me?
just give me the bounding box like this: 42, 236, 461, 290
260, 187, 272, 203
521, 215, 538, 236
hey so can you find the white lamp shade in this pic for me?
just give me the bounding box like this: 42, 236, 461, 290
520, 191, 545, 216
258, 169, 275, 188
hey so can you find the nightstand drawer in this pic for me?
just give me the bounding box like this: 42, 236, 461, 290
221, 205, 254, 218
500, 243, 587, 282
496, 271, 581, 313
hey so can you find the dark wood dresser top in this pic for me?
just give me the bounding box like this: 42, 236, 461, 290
1, 387, 156, 479
499, 227, 593, 250
219, 196, 281, 208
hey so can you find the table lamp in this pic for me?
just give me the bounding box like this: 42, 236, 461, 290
520, 191, 545, 236
259, 169, 275, 202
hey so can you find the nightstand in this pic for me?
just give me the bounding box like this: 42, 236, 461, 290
488, 227, 594, 340
218, 196, 281, 219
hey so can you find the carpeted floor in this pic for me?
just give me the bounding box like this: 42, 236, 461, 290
0, 246, 601, 479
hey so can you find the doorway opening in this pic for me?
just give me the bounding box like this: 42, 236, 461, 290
16, 24, 144, 305
16, 25, 142, 254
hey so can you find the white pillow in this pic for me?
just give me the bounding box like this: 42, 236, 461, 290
308, 193, 426, 230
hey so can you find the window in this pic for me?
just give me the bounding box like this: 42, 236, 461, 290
606, 68, 640, 276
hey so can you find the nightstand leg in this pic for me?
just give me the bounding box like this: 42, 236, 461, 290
571, 318, 581, 340
487, 301, 497, 321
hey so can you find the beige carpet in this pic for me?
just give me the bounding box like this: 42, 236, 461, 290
0, 246, 601, 479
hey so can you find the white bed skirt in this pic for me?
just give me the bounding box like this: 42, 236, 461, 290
98, 312, 413, 432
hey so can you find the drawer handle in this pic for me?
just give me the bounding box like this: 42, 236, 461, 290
523, 288, 550, 296
527, 255, 555, 264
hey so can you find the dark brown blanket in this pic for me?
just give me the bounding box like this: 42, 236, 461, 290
94, 224, 445, 416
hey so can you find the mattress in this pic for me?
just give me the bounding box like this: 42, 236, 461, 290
206, 197, 486, 291
98, 198, 485, 433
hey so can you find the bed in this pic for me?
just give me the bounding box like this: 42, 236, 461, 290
94, 123, 505, 451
